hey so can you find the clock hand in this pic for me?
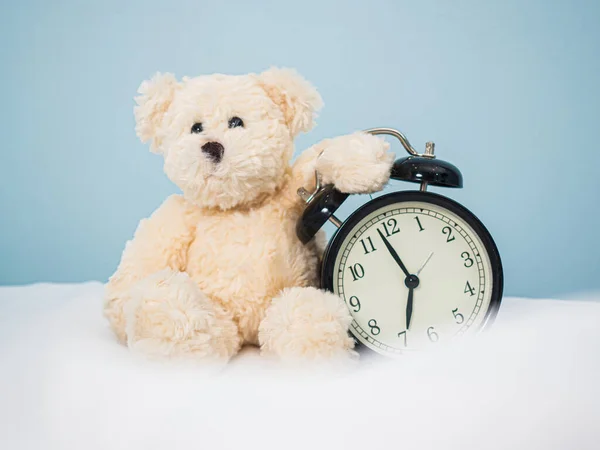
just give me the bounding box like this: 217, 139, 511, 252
375, 228, 419, 330
404, 274, 419, 330
376, 228, 411, 278
416, 252, 434, 276
406, 287, 414, 330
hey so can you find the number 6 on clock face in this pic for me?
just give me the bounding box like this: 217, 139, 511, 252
321, 191, 503, 356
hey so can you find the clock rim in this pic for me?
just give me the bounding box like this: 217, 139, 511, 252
320, 190, 504, 353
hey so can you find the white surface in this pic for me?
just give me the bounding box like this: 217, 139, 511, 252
1, 283, 599, 450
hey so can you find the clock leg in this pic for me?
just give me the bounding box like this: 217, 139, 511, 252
258, 287, 356, 362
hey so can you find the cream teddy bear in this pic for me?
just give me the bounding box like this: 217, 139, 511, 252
104, 68, 394, 362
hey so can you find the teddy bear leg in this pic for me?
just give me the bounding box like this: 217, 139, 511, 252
124, 269, 241, 362
258, 287, 355, 361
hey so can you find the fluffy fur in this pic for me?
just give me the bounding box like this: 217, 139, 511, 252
104, 67, 394, 363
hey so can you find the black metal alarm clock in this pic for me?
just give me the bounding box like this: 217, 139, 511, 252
296, 128, 503, 356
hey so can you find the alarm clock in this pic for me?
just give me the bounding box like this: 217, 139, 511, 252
296, 128, 503, 356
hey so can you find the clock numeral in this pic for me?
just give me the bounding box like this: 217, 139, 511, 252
461, 251, 474, 268
360, 236, 376, 254
442, 226, 456, 242
427, 326, 439, 342
397, 330, 407, 347
464, 281, 475, 297
414, 216, 425, 232
348, 295, 361, 312
452, 308, 465, 324
348, 263, 365, 281
381, 218, 400, 237
368, 319, 381, 336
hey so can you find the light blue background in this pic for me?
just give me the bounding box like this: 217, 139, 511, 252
1, 0, 599, 297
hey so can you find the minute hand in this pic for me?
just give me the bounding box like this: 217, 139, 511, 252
376, 229, 411, 278
406, 288, 414, 330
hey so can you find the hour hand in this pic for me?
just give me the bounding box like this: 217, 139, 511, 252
376, 228, 410, 278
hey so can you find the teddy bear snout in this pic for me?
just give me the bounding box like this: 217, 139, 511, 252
201, 141, 225, 163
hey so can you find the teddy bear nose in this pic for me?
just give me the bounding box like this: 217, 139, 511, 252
201, 141, 225, 163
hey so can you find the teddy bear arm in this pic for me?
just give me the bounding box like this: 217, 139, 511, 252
284, 140, 328, 207
104, 195, 201, 341
288, 133, 394, 206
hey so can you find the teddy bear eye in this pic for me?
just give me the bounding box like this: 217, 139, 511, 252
191, 123, 203, 134
228, 117, 244, 129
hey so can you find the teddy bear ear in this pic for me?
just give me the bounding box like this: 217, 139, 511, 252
257, 68, 324, 136
134, 73, 179, 153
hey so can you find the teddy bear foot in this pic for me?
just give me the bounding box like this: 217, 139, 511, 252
258, 287, 356, 362
124, 270, 241, 363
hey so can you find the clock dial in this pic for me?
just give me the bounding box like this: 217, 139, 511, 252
328, 193, 500, 355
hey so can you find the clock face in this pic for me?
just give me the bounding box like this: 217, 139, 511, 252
324, 192, 502, 356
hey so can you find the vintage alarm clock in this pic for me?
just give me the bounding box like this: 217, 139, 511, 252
296, 128, 503, 356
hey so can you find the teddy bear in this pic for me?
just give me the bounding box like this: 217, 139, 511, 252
104, 68, 394, 363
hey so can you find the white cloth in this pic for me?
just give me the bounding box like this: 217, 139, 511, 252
1, 282, 599, 450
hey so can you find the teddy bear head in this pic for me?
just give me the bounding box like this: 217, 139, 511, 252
134, 68, 323, 210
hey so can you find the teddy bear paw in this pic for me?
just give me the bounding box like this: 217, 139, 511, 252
259, 287, 356, 363
124, 270, 241, 362
317, 132, 395, 194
